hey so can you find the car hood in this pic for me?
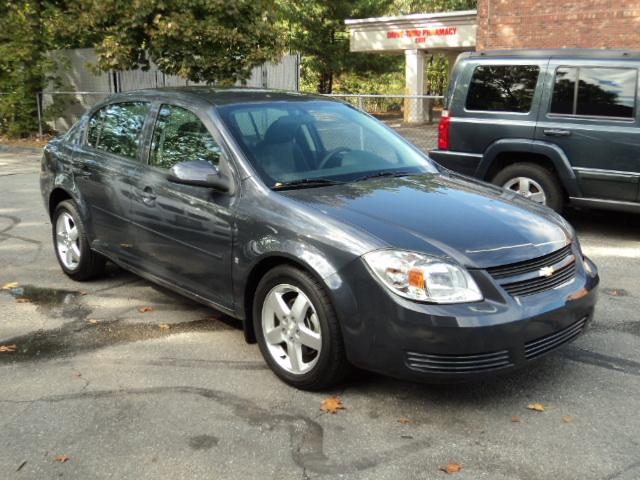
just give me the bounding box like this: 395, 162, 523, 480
281, 173, 573, 269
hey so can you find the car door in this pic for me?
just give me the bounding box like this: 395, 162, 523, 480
127, 102, 236, 309
535, 61, 640, 202
71, 101, 151, 262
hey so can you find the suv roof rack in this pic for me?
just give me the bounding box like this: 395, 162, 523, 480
466, 48, 640, 60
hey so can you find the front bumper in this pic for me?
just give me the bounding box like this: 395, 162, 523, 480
332, 254, 599, 382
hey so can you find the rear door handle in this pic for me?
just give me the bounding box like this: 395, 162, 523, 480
543, 128, 571, 137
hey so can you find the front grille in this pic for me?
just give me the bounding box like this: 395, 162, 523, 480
487, 245, 572, 279
406, 350, 513, 373
524, 317, 588, 359
487, 245, 577, 297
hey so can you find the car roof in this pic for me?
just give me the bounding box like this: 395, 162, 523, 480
103, 87, 336, 108
460, 48, 640, 61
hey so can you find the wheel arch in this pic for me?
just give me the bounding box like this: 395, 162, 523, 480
479, 139, 581, 197
48, 187, 74, 218
241, 254, 331, 344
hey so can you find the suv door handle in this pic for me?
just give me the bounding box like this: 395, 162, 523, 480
543, 128, 571, 137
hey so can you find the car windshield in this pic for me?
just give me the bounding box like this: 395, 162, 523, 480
217, 100, 436, 188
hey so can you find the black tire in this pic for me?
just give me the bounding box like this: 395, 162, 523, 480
491, 162, 565, 213
52, 200, 106, 281
253, 265, 350, 390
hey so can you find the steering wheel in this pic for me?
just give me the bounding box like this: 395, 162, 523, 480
317, 147, 351, 170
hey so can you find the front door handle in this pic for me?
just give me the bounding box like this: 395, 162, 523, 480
140, 186, 157, 205
543, 128, 571, 137
72, 163, 92, 177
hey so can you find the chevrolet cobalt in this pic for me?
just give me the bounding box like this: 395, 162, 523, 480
41, 88, 599, 389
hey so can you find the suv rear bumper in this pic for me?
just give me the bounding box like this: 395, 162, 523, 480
430, 150, 483, 176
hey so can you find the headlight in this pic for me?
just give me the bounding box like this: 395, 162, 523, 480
363, 250, 483, 303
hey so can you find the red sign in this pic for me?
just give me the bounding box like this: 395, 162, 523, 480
386, 27, 458, 43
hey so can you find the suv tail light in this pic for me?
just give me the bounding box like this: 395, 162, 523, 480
437, 110, 451, 150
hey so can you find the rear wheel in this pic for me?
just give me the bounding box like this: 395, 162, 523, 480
253, 265, 350, 390
52, 200, 105, 281
491, 162, 564, 212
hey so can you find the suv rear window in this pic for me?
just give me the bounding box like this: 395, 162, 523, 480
550, 67, 637, 118
465, 65, 539, 113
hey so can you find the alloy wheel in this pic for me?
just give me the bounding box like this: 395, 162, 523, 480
55, 211, 81, 269
261, 284, 322, 375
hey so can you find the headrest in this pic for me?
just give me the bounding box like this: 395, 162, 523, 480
263, 116, 301, 144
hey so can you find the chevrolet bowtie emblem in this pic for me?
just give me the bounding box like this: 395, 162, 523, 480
539, 266, 555, 277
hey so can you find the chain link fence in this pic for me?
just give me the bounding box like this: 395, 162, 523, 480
321, 94, 444, 125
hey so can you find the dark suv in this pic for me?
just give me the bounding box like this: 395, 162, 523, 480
430, 49, 640, 213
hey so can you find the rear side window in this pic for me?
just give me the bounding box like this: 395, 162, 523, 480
150, 104, 222, 170
550, 67, 637, 118
465, 65, 540, 113
87, 102, 150, 160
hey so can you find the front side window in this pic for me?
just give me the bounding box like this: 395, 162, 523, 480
87, 102, 150, 160
150, 104, 222, 170
466, 65, 540, 113
217, 101, 435, 188
550, 66, 637, 118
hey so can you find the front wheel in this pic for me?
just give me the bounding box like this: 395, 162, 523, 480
491, 162, 565, 212
253, 265, 350, 390
52, 200, 105, 281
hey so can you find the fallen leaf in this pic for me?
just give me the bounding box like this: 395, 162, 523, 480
527, 402, 545, 412
138, 306, 153, 313
1, 282, 18, 290
159, 324, 171, 330
398, 417, 413, 424
15, 297, 30, 303
562, 415, 574, 423
54, 455, 69, 463
604, 288, 628, 297
0, 344, 17, 353
320, 396, 344, 414
86, 319, 99, 324
511, 415, 521, 423
439, 463, 463, 474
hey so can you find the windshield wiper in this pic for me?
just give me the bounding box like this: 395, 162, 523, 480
352, 171, 413, 182
272, 178, 345, 190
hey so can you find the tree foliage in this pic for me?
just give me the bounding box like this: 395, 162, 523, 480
50, 0, 282, 83
387, 0, 476, 15
0, 1, 64, 137
280, 0, 400, 93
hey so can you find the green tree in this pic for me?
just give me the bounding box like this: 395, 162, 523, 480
0, 1, 64, 137
387, 0, 476, 14
280, 0, 400, 93
50, 0, 282, 84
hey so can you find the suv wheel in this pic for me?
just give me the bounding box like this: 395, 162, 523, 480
253, 265, 350, 390
492, 163, 564, 212
52, 200, 106, 281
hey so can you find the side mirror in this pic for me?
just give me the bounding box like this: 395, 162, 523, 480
168, 160, 230, 192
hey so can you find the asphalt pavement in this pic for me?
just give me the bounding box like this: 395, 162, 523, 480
1, 146, 639, 480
